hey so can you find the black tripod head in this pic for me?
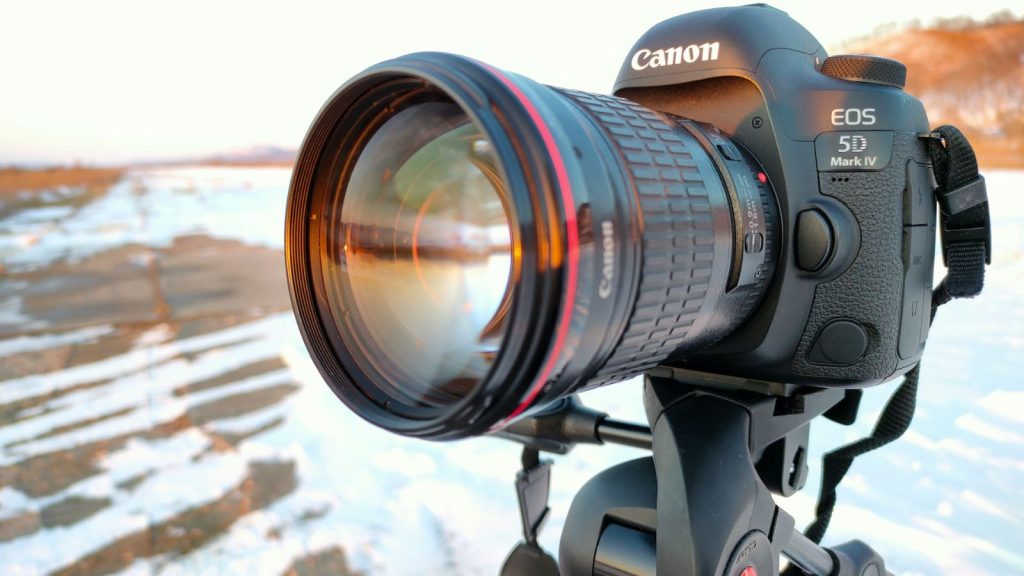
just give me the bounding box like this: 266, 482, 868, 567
497, 375, 891, 576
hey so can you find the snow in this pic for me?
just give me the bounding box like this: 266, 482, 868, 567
0, 292, 45, 330
955, 413, 1024, 444
0, 325, 114, 357
0, 314, 288, 407
202, 404, 289, 436
976, 390, 1024, 424
0, 166, 1021, 575
0, 324, 294, 462
0, 450, 248, 576
0, 166, 289, 272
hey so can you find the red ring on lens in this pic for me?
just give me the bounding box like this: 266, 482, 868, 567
481, 64, 580, 425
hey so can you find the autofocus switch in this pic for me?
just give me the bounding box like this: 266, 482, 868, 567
821, 55, 907, 89
796, 209, 833, 272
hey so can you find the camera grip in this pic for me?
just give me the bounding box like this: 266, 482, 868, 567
791, 131, 934, 383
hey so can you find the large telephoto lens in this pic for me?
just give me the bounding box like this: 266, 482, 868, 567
285, 53, 778, 439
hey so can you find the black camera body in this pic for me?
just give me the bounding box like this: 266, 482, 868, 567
287, 5, 991, 574
286, 4, 947, 440
613, 5, 936, 387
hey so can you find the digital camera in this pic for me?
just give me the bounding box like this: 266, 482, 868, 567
284, 3, 937, 440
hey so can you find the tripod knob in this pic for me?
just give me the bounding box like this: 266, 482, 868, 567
500, 542, 559, 576
724, 531, 775, 576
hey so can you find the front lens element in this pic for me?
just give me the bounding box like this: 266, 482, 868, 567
322, 101, 514, 409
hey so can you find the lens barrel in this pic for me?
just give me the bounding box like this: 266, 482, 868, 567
286, 53, 778, 439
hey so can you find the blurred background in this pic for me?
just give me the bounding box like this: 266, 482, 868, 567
1, 1, 1021, 574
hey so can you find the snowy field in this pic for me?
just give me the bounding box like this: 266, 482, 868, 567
0, 166, 1021, 575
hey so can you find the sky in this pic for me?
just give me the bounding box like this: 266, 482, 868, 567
2, 0, 1022, 165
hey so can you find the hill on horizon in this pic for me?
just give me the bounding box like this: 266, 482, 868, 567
194, 145, 296, 167
843, 14, 1024, 168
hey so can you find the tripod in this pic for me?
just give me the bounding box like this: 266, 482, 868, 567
496, 373, 893, 576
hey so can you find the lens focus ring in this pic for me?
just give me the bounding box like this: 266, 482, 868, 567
560, 91, 722, 385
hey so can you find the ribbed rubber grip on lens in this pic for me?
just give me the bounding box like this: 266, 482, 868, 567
559, 90, 718, 386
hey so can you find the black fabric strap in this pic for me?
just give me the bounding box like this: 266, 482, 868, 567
521, 446, 540, 470
802, 363, 920, 545
784, 126, 990, 574
929, 125, 991, 298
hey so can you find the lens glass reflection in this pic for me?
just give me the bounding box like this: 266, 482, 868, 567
324, 101, 514, 409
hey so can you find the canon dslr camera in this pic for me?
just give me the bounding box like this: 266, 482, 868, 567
285, 4, 939, 438
283, 4, 997, 575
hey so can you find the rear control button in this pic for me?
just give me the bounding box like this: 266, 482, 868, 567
808, 320, 869, 366
796, 209, 833, 272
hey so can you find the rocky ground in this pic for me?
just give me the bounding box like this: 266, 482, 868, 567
0, 166, 1021, 575
0, 168, 357, 575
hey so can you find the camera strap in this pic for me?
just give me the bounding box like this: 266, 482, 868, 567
788, 125, 992, 568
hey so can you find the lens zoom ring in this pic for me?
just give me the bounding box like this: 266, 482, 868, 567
559, 90, 718, 385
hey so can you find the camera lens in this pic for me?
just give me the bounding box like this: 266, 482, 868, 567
286, 53, 778, 439
323, 101, 514, 409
